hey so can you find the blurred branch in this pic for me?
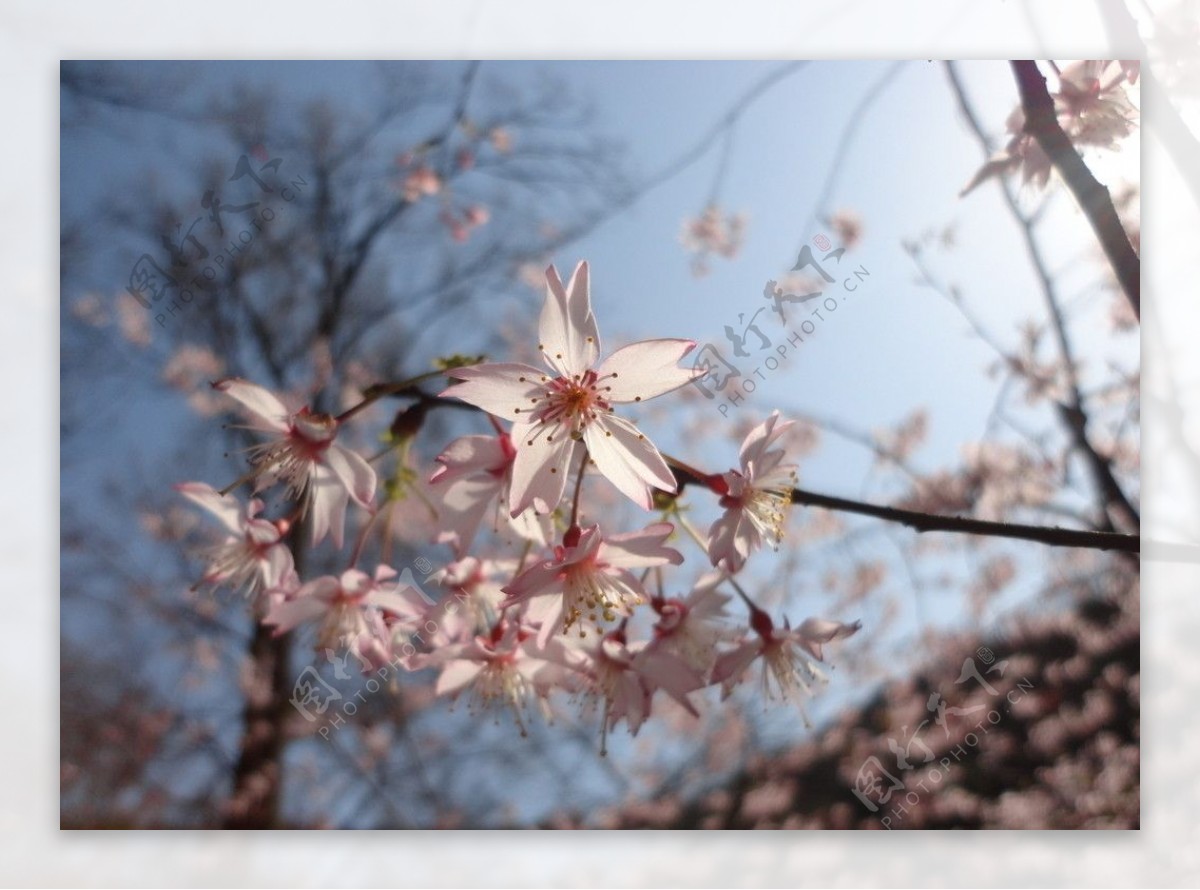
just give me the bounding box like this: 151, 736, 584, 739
945, 61, 1140, 534
1009, 60, 1141, 320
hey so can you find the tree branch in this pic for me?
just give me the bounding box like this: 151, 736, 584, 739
381, 386, 1140, 555
1009, 59, 1141, 320
946, 61, 1140, 534
664, 458, 1137, 555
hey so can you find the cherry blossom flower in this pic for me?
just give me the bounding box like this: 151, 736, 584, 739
401, 165, 442, 202
430, 619, 564, 735
176, 482, 294, 600
71, 293, 108, 327
706, 411, 798, 573
428, 430, 552, 553
648, 573, 735, 678
214, 378, 376, 547
713, 608, 861, 705
502, 522, 683, 643
1055, 60, 1138, 149
961, 60, 1138, 197
442, 261, 698, 513
558, 625, 703, 751
425, 555, 515, 639
116, 292, 151, 348
827, 209, 863, 250
960, 107, 1053, 197
439, 205, 490, 243
265, 565, 425, 662
163, 345, 227, 416
679, 205, 746, 276
488, 126, 513, 153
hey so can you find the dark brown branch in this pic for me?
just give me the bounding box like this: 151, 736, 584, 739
666, 461, 1138, 555
1010, 60, 1141, 320
381, 387, 1141, 555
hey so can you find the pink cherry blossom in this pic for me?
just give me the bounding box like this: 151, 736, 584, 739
648, 573, 735, 678
502, 522, 683, 643
713, 607, 861, 705
265, 565, 424, 662
1055, 60, 1138, 150
425, 555, 515, 640
176, 482, 294, 600
214, 378, 376, 548
961, 60, 1138, 198
428, 430, 551, 554
706, 410, 798, 573
442, 262, 698, 514
430, 619, 564, 735
679, 205, 746, 276
401, 165, 442, 202
556, 626, 703, 751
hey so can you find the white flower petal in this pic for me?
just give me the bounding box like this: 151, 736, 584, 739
594, 339, 699, 403
436, 659, 484, 696
583, 414, 675, 509
706, 507, 755, 573
325, 443, 377, 506
430, 434, 508, 484
176, 482, 244, 533
739, 410, 791, 473
600, 522, 683, 569
309, 465, 350, 547
262, 544, 295, 590
442, 362, 545, 419
432, 476, 501, 555
795, 617, 862, 661
214, 378, 291, 432
540, 262, 599, 377
508, 421, 578, 516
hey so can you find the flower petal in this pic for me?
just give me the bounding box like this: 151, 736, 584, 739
309, 465, 350, 548
502, 557, 566, 605
176, 482, 244, 533
430, 434, 509, 484
706, 506, 756, 573
436, 659, 484, 696
711, 640, 762, 696
794, 617, 862, 661
262, 544, 295, 590
442, 362, 545, 419
583, 414, 676, 509
594, 339, 699, 403
213, 378, 291, 432
508, 420, 578, 516
540, 262, 599, 378
600, 522, 683, 569
432, 476, 501, 555
325, 443, 377, 506
739, 410, 792, 475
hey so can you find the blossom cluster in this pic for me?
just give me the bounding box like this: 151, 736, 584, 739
961, 59, 1140, 196
178, 261, 859, 748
